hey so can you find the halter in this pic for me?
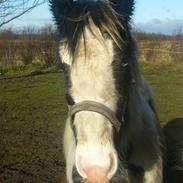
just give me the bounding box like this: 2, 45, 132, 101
69, 100, 122, 132
67, 63, 132, 134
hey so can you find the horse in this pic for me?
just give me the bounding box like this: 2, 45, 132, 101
50, 0, 165, 182
163, 118, 183, 183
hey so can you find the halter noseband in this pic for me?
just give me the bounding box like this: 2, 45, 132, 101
69, 100, 121, 132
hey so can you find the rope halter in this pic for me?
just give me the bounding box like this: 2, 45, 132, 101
69, 100, 121, 132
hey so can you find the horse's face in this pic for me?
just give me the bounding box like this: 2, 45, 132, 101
60, 20, 118, 183
50, 0, 134, 182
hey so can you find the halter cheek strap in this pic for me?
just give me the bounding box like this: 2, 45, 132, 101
68, 100, 121, 132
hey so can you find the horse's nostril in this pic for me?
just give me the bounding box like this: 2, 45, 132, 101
76, 152, 118, 182
107, 153, 118, 179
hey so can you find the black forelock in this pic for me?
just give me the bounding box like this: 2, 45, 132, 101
49, 0, 133, 58
110, 0, 135, 22
49, 0, 133, 59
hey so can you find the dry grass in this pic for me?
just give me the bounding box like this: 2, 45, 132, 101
139, 40, 183, 63
0, 39, 57, 66
0, 26, 58, 66
0, 27, 183, 66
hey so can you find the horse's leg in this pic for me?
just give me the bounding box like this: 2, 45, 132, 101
143, 159, 163, 183
63, 117, 76, 183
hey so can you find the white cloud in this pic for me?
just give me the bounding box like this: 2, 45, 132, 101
134, 18, 183, 35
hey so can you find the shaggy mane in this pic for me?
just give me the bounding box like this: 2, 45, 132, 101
50, 0, 134, 59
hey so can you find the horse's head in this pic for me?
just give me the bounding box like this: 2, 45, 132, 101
50, 1, 135, 182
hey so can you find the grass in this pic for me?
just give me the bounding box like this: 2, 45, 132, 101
0, 69, 67, 183
0, 62, 183, 182
140, 61, 183, 124
0, 64, 46, 77
0, 64, 60, 78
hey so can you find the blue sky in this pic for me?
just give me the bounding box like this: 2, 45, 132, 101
4, 0, 183, 35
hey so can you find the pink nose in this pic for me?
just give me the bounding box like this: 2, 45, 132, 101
83, 165, 109, 182
76, 153, 118, 182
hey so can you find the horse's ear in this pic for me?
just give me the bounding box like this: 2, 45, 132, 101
49, 0, 66, 29
112, 0, 135, 22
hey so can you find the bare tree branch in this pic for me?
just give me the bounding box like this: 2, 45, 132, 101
0, 0, 47, 28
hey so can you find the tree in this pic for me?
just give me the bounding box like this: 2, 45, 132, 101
0, 0, 47, 28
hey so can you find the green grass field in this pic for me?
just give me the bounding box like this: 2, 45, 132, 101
0, 62, 183, 183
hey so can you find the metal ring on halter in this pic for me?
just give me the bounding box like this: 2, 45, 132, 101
69, 100, 121, 132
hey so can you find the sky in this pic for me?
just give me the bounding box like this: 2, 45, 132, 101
3, 0, 183, 35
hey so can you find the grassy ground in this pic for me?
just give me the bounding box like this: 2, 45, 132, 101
141, 62, 183, 124
0, 66, 67, 183
0, 62, 183, 183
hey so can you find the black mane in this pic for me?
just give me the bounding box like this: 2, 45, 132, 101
49, 0, 134, 59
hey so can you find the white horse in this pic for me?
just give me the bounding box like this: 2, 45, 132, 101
50, 0, 164, 182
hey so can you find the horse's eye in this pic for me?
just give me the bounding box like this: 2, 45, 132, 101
102, 31, 110, 39
66, 93, 75, 106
